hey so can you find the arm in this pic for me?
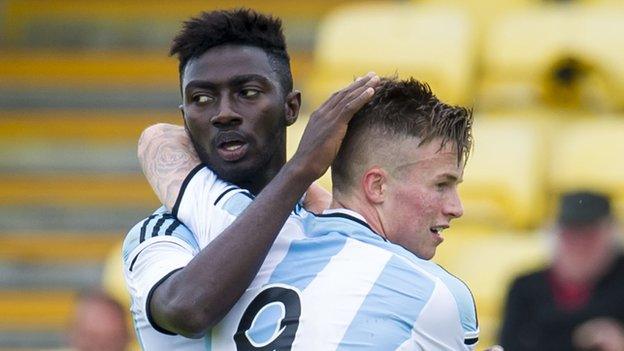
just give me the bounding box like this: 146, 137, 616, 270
140, 74, 380, 337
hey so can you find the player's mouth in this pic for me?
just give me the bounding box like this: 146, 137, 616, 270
430, 225, 448, 245
215, 133, 249, 162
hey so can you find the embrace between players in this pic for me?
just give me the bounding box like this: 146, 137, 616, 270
123, 8, 496, 351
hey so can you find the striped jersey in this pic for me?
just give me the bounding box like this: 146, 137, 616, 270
122, 165, 479, 350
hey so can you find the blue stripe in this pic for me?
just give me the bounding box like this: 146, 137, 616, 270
267, 233, 347, 291
337, 256, 435, 350
222, 192, 254, 217
166, 222, 200, 252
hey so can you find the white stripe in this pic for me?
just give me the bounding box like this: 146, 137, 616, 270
396, 282, 466, 351
292, 237, 393, 350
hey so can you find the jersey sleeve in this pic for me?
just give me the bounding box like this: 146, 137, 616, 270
171, 164, 255, 244
402, 280, 479, 350
122, 208, 200, 335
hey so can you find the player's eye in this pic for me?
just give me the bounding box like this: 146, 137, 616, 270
436, 182, 449, 190
193, 94, 213, 104
241, 89, 260, 98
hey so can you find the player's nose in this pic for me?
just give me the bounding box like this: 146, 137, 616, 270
444, 190, 464, 219
210, 97, 242, 128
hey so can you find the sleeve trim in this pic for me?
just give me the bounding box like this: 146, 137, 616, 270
145, 267, 184, 336
172, 164, 204, 217
464, 337, 479, 345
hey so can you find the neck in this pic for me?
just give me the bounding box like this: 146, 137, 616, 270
330, 191, 387, 238
241, 144, 287, 195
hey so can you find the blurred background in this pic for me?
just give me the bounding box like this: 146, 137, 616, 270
1, 0, 623, 349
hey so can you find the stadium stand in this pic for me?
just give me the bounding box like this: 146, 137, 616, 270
458, 115, 548, 231
435, 231, 549, 348
479, 2, 624, 111
548, 117, 624, 221
307, 2, 476, 108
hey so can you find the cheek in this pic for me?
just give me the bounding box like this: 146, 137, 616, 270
391, 190, 429, 232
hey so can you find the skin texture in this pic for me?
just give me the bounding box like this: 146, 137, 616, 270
139, 69, 380, 337
181, 45, 300, 195
331, 138, 464, 260
380, 139, 464, 260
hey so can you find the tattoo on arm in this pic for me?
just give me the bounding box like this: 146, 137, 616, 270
138, 123, 201, 209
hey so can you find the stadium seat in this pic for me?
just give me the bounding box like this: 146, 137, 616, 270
286, 114, 333, 191
458, 116, 546, 230
548, 117, 624, 220
435, 230, 549, 348
480, 3, 624, 111
307, 2, 476, 108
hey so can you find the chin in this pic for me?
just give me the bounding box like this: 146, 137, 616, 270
213, 163, 256, 184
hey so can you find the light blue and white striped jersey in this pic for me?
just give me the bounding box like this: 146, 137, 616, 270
123, 165, 479, 350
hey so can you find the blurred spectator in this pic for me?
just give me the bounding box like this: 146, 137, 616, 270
499, 191, 624, 351
66, 290, 130, 351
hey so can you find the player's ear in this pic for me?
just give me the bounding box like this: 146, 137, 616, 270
362, 167, 388, 204
284, 90, 301, 126
179, 104, 185, 120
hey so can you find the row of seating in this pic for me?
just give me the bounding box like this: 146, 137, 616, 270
2, 2, 623, 113
308, 2, 624, 111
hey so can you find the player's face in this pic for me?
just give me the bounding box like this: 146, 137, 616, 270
181, 45, 298, 192
382, 138, 464, 260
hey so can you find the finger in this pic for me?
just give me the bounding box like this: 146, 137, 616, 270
325, 72, 377, 110
334, 75, 380, 110
338, 86, 375, 122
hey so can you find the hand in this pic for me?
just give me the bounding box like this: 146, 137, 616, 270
483, 346, 504, 351
289, 72, 381, 181
573, 318, 624, 351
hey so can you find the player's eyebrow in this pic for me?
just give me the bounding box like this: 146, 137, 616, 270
228, 74, 273, 88
184, 80, 218, 92
184, 74, 273, 93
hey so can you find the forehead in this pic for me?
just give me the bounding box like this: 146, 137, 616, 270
396, 138, 464, 179
182, 44, 277, 88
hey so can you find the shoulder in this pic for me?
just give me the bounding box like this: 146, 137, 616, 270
122, 206, 197, 264
174, 165, 255, 217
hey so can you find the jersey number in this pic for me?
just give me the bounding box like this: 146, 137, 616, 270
234, 285, 301, 351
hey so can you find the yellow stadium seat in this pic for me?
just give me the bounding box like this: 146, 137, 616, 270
480, 3, 624, 111
286, 114, 333, 191
435, 231, 549, 347
307, 2, 476, 108
417, 0, 532, 39
458, 116, 546, 230
548, 117, 624, 221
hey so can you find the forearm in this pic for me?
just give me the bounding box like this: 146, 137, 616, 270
138, 123, 200, 208
152, 160, 314, 336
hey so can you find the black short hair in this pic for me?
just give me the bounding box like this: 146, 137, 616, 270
169, 8, 293, 94
332, 77, 473, 191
